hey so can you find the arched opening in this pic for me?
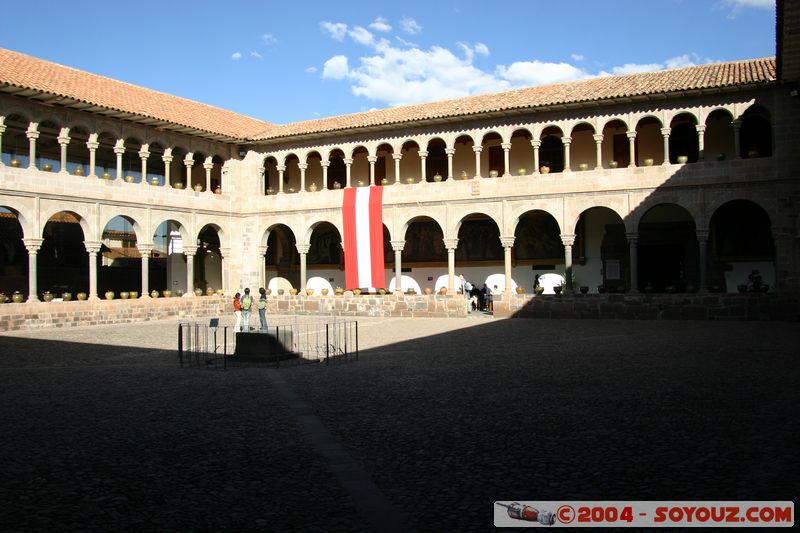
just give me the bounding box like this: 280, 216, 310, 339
0, 207, 26, 298
100, 216, 140, 295
197, 225, 222, 292
152, 220, 185, 294
601, 119, 629, 168
306, 151, 323, 192
1, 114, 30, 167
739, 106, 772, 158
708, 200, 775, 293
36, 120, 61, 172
539, 127, 564, 173
284, 154, 300, 193
704, 109, 735, 162
482, 132, 503, 177
669, 113, 699, 163
402, 216, 445, 291
425, 138, 447, 181
65, 126, 90, 176
265, 224, 299, 288
211, 155, 224, 193
40, 211, 88, 297
456, 214, 503, 293
263, 156, 278, 194
147, 143, 166, 186
570, 122, 595, 171
375, 143, 393, 184
308, 222, 343, 287
513, 210, 563, 293
95, 132, 117, 179
190, 152, 206, 191
635, 116, 663, 165
573, 207, 627, 293
352, 146, 369, 187
509, 129, 532, 175
170, 147, 188, 189
328, 149, 345, 190
452, 134, 474, 179
122, 137, 143, 183
400, 141, 420, 184
637, 204, 697, 292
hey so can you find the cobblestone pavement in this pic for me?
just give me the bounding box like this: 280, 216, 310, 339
1, 314, 798, 531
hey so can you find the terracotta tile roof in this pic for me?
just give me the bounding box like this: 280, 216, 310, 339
0, 48, 273, 140
253, 57, 776, 140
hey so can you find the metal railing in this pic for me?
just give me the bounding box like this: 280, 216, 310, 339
178, 318, 358, 369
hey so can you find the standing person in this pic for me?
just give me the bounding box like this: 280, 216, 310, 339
233, 292, 242, 332
257, 287, 268, 331
240, 287, 253, 332
458, 274, 466, 295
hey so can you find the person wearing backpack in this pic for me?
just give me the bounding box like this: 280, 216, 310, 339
240, 287, 253, 332
257, 287, 268, 331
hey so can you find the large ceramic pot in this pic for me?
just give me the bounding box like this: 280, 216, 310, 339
129, 291, 138, 299
62, 292, 73, 301
540, 166, 550, 174
151, 290, 160, 298
306, 288, 314, 296
289, 288, 298, 295
77, 292, 88, 301
104, 290, 115, 300
119, 291, 130, 299
579, 286, 589, 294
321, 288, 329, 296
12, 292, 24, 303
42, 163, 53, 172
163, 290, 172, 298
438, 287, 447, 295
42, 292, 54, 302
102, 172, 112, 180
73, 166, 86, 176
423, 287, 433, 295
488, 170, 499, 177
553, 286, 563, 295
124, 175, 135, 183
206, 287, 214, 296
194, 288, 203, 296
515, 287, 525, 294
433, 173, 442, 182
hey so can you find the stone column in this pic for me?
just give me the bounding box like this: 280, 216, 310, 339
695, 125, 706, 161
626, 130, 637, 167
696, 230, 709, 292
140, 151, 150, 185
593, 134, 604, 169
114, 140, 125, 179
183, 245, 197, 296
204, 162, 213, 192
626, 232, 639, 293
219, 247, 230, 294
58, 135, 70, 174
443, 238, 459, 292
660, 127, 671, 165
391, 240, 405, 293
561, 234, 575, 293
472, 146, 482, 179
418, 150, 428, 182
344, 158, 353, 188
184, 158, 194, 190
138, 243, 153, 297
392, 154, 402, 184
84, 240, 102, 300
501, 142, 512, 176
531, 139, 541, 173
298, 162, 307, 192
732, 119, 742, 159
0, 121, 5, 166
321, 161, 330, 189
256, 245, 267, 290
562, 136, 572, 172
26, 126, 39, 170
87, 140, 99, 177
296, 244, 310, 290
162, 154, 172, 186
24, 238, 43, 302
277, 165, 286, 193
445, 148, 455, 179
500, 236, 515, 295
367, 156, 377, 186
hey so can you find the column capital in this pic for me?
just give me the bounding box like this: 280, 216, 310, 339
660, 127, 671, 137
472, 146, 483, 153
297, 163, 308, 170
58, 136, 71, 146
625, 232, 639, 245
23, 238, 44, 252
26, 130, 40, 140
137, 243, 154, 256
256, 245, 268, 256
499, 236, 515, 248
182, 245, 198, 257
418, 150, 429, 158
561, 136, 572, 146
320, 160, 330, 168
162, 155, 173, 163
444, 148, 456, 156
86, 141, 99, 151
114, 146, 125, 156
276, 164, 286, 172
442, 238, 459, 250
296, 243, 310, 254
560, 233, 576, 247
84, 240, 102, 254
530, 139, 541, 148
732, 119, 742, 130
696, 229, 710, 242
500, 142, 512, 150
343, 158, 353, 165
139, 150, 150, 160
392, 153, 403, 161
695, 125, 706, 134
390, 239, 405, 252
367, 155, 378, 163
626, 130, 637, 140
183, 159, 193, 167
203, 162, 214, 171
593, 134, 604, 143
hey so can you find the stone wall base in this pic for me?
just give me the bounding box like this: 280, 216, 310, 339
495, 292, 799, 321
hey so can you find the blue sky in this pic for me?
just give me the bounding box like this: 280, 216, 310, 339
0, 0, 776, 125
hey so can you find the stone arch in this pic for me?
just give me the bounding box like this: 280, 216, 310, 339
100, 212, 144, 243
39, 210, 90, 297
739, 105, 772, 158
455, 212, 503, 264
401, 215, 446, 265
95, 131, 118, 179
634, 115, 665, 165
122, 136, 144, 182
452, 133, 475, 179
1, 113, 32, 166
598, 116, 630, 132
704, 108, 735, 162
573, 206, 628, 293
36, 119, 62, 172
39, 206, 92, 239
0, 206, 28, 296
197, 223, 223, 293
0, 204, 31, 238
147, 142, 167, 186
600, 118, 630, 168
539, 125, 565, 173
307, 220, 343, 268
264, 223, 300, 288
570, 121, 596, 171
636, 203, 698, 292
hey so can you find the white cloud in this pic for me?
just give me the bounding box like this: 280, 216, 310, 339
600, 54, 713, 76
320, 21, 348, 41
263, 33, 277, 44
250, 51, 263, 60
348, 26, 374, 46
605, 62, 664, 75
571, 53, 584, 62
474, 43, 490, 57
305, 66, 318, 73
496, 60, 588, 85
323, 55, 350, 79
231, 52, 242, 60
399, 16, 421, 34
369, 17, 392, 32
723, 0, 773, 8
395, 36, 418, 48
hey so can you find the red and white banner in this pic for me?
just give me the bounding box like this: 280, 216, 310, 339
342, 186, 385, 290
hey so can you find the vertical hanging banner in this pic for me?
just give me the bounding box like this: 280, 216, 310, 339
342, 186, 385, 290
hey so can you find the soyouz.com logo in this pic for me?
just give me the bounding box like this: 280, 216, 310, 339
494, 501, 794, 527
